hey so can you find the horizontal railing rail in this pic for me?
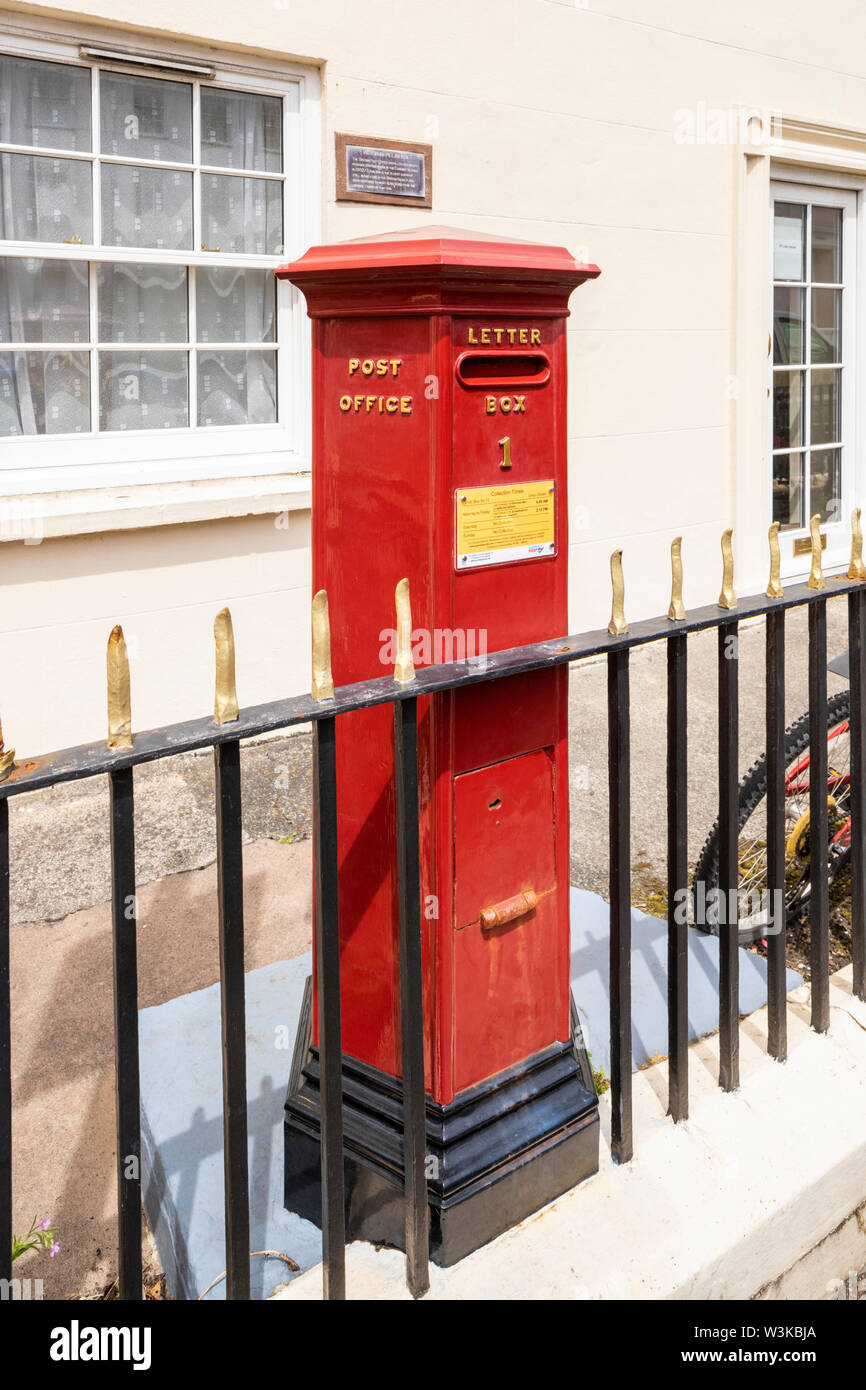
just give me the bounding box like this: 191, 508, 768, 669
0, 578, 863, 800
1, 516, 865, 1301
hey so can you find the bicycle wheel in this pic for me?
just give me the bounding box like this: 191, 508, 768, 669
692, 689, 852, 942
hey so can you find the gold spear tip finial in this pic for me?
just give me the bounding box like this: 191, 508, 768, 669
668, 536, 685, 621
311, 589, 335, 702
608, 549, 628, 635
0, 713, 14, 782
807, 514, 826, 591
213, 607, 239, 725
767, 521, 783, 599
718, 528, 736, 609
849, 507, 866, 582
107, 623, 133, 750
394, 577, 416, 684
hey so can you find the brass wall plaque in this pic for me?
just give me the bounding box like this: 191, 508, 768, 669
455, 480, 555, 570
335, 133, 432, 208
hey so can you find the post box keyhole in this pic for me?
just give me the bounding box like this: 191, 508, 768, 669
488, 797, 501, 809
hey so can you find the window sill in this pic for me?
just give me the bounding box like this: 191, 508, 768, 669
0, 471, 311, 543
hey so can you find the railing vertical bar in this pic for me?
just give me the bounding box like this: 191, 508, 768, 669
666, 633, 688, 1121
0, 799, 10, 1285
718, 621, 740, 1091
849, 587, 866, 1001
109, 766, 142, 1300
393, 696, 430, 1299
809, 600, 830, 1031
766, 608, 787, 1060
608, 647, 632, 1162
214, 739, 250, 1300
313, 715, 346, 1301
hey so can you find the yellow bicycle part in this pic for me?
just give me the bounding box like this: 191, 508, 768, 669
786, 796, 837, 861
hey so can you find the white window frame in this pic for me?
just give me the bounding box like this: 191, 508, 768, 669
768, 176, 858, 576
0, 17, 321, 499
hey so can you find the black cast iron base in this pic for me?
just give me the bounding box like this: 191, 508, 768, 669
284, 978, 600, 1267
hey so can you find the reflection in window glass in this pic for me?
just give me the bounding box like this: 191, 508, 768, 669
810, 368, 840, 446
196, 268, 275, 342
772, 452, 805, 531
98, 263, 188, 343
0, 153, 92, 243
100, 72, 192, 163
200, 88, 282, 172
197, 349, 276, 425
773, 370, 803, 450
0, 55, 91, 151
773, 285, 804, 364
0, 349, 89, 434
810, 288, 841, 363
201, 175, 282, 254
811, 206, 842, 284
99, 351, 189, 431
774, 203, 805, 281
810, 447, 841, 523
0, 258, 89, 343
101, 164, 193, 250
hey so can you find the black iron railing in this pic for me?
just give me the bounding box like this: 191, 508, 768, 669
1, 573, 865, 1300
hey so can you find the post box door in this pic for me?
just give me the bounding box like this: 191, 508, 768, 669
452, 748, 561, 1092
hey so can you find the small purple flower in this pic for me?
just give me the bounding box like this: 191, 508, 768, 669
39, 1217, 51, 1231
49, 1241, 60, 1259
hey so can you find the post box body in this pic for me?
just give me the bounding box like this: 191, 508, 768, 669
279, 229, 601, 1262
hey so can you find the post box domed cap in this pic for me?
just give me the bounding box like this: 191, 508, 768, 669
278, 223, 603, 291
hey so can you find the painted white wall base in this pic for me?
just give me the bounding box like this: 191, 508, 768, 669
274, 965, 866, 1301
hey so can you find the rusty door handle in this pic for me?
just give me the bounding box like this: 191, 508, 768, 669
479, 889, 538, 931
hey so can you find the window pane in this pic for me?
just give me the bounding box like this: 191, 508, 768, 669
810, 367, 840, 445
811, 288, 841, 363
100, 73, 192, 163
772, 370, 803, 449
0, 349, 89, 434
773, 286, 804, 364
98, 263, 187, 343
0, 153, 92, 243
774, 202, 805, 281
810, 447, 841, 523
99, 351, 188, 430
196, 268, 275, 342
197, 349, 276, 425
201, 175, 282, 254
0, 258, 89, 343
772, 452, 805, 531
811, 206, 842, 283
0, 55, 91, 151
101, 165, 192, 250
200, 88, 282, 172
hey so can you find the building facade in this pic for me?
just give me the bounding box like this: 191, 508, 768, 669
1, 0, 864, 751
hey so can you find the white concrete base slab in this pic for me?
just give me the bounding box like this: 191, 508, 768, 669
275, 967, 866, 1301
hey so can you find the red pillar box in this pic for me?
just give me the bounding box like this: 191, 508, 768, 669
278, 227, 601, 1265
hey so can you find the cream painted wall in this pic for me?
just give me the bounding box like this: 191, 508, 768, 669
1, 511, 310, 752
4, 0, 866, 749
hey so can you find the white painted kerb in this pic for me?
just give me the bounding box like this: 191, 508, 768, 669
274, 966, 866, 1301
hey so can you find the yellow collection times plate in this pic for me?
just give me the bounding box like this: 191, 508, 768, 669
455, 480, 555, 570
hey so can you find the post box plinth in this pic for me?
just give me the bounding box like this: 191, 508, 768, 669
284, 980, 598, 1265
277, 226, 602, 1266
